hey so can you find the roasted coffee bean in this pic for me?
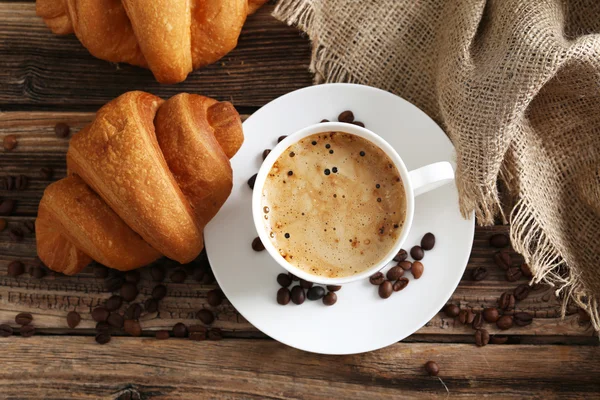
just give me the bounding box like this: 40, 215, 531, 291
378, 280, 393, 299
94, 264, 109, 279
262, 149, 271, 160
498, 292, 515, 311
92, 307, 110, 322
410, 246, 424, 260
386, 266, 404, 281
251, 236, 265, 251
207, 289, 224, 307
291, 286, 306, 305
22, 220, 35, 233
170, 269, 187, 283
320, 119, 330, 123
421, 233, 435, 250
9, 228, 24, 242
490, 233, 509, 248
197, 309, 215, 325
496, 315, 513, 330
189, 325, 207, 341
482, 307, 500, 323
307, 286, 325, 301
54, 122, 71, 138
471, 266, 488, 281
323, 291, 337, 306
20, 325, 35, 338
3, 135, 17, 151
490, 335, 508, 344
155, 330, 170, 340
299, 279, 313, 289
39, 167, 54, 180
95, 332, 111, 345
107, 313, 124, 328
0, 199, 16, 216
201, 270, 215, 285
475, 329, 490, 347
124, 303, 142, 320
152, 284, 167, 300
506, 267, 522, 282
393, 249, 408, 262
144, 298, 159, 314
124, 319, 142, 337
120, 282, 139, 302
173, 323, 188, 338
150, 265, 166, 282
30, 264, 47, 279
458, 309, 468, 324
277, 135, 288, 143
7, 260, 25, 277
513, 312, 533, 327
248, 173, 257, 189
15, 312, 33, 326
289, 273, 300, 281
104, 275, 124, 292
192, 267, 206, 282
424, 361, 439, 376
0, 218, 6, 232
208, 328, 223, 341
96, 321, 111, 333
277, 288, 291, 305
411, 262, 424, 279
393, 277, 409, 292
493, 250, 512, 270
398, 261, 412, 271
67, 311, 81, 329
0, 324, 13, 337
105, 295, 123, 311
352, 121, 365, 128
326, 285, 342, 292
520, 263, 533, 279
15, 175, 28, 191
338, 110, 355, 123
472, 313, 484, 330
124, 270, 141, 284
514, 284, 531, 301
369, 271, 385, 285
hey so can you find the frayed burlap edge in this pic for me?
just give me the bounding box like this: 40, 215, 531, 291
273, 0, 600, 333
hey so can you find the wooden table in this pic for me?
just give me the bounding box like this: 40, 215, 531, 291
0, 3, 598, 399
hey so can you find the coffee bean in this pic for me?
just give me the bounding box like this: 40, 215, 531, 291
0, 324, 13, 337
155, 330, 170, 340
67, 311, 81, 328
458, 309, 468, 324
277, 287, 291, 305
197, 309, 215, 325
3, 135, 17, 151
22, 220, 35, 233
104, 275, 124, 292
323, 291, 337, 306
15, 312, 33, 326
378, 280, 393, 299
0, 177, 12, 191
421, 233, 435, 250
247, 173, 257, 190
201, 270, 215, 285
0, 199, 16, 216
498, 292, 515, 311
7, 260, 25, 277
352, 121, 365, 128
251, 236, 265, 251
398, 261, 412, 271
54, 122, 70, 138
444, 304, 460, 318
490, 335, 508, 344
393, 277, 409, 292
262, 149, 271, 160
207, 289, 224, 307
107, 313, 124, 328
326, 285, 342, 292
496, 315, 513, 330
411, 262, 424, 279
15, 175, 28, 191
393, 249, 408, 262
189, 325, 207, 341
96, 321, 111, 333
152, 284, 167, 300
482, 307, 500, 323
94, 264, 109, 279
120, 282, 139, 302
289, 273, 300, 281
9, 228, 24, 242
338, 110, 355, 123
0, 218, 6, 232
144, 298, 159, 314
514, 284, 531, 300
192, 267, 206, 282
471, 266, 488, 281
320, 119, 330, 123
150, 265, 166, 282
493, 250, 512, 270
410, 246, 424, 260
307, 286, 325, 300
424, 361, 439, 376
386, 266, 404, 281
105, 295, 123, 311
95, 332, 111, 344
92, 307, 110, 322
172, 323, 188, 338
124, 270, 141, 284
506, 267, 523, 282
520, 263, 533, 279
170, 269, 187, 283
277, 135, 288, 143
20, 325, 35, 338
291, 286, 305, 305
124, 319, 142, 337
514, 312, 533, 327
299, 279, 313, 289
472, 313, 484, 330
475, 329, 490, 347
124, 303, 142, 320
208, 328, 223, 341
490, 233, 509, 248
39, 167, 54, 180
369, 272, 385, 285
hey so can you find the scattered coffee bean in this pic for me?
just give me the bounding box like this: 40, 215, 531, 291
338, 110, 355, 123
277, 288, 291, 305
352, 121, 365, 128
520, 263, 533, 279
323, 291, 337, 306
201, 270, 215, 285
155, 330, 170, 340
490, 335, 508, 344
107, 313, 124, 328
398, 261, 412, 271
513, 284, 531, 301
67, 311, 81, 328
475, 329, 490, 347
15, 312, 33, 326
208, 328, 223, 341
276, 273, 292, 288
458, 309, 468, 324
54, 122, 71, 138
247, 173, 257, 189
144, 298, 159, 313
444, 304, 460, 318
393, 249, 408, 262
393, 277, 409, 292
124, 303, 142, 320
472, 313, 484, 330
21, 220, 35, 233
307, 286, 325, 301
506, 267, 523, 282
92, 307, 110, 322
320, 119, 329, 123
386, 266, 404, 281
96, 321, 111, 333
104, 275, 124, 292
94, 264, 109, 279
207, 289, 224, 307
289, 273, 300, 281
9, 228, 24, 242
514, 312, 533, 327
252, 236, 265, 251
421, 233, 435, 251
39, 167, 54, 180
7, 260, 25, 277
471, 266, 488, 281
262, 149, 272, 160
424, 361, 439, 376
172, 323, 188, 338
482, 307, 500, 323
189, 325, 208, 341
490, 233, 509, 248
498, 292, 515, 311
105, 295, 123, 311
493, 250, 512, 270
20, 325, 35, 338
291, 286, 306, 305
0, 324, 13, 337
0, 199, 16, 216
410, 246, 424, 260
170, 269, 187, 284
378, 280, 393, 299
192, 267, 206, 282
124, 270, 141, 284
197, 309, 215, 325
326, 285, 342, 292
124, 319, 142, 337
120, 282, 139, 302
299, 279, 313, 289
496, 315, 513, 330
150, 265, 166, 282
3, 135, 17, 151
411, 262, 424, 279
277, 135, 288, 143
369, 272, 385, 285
152, 285, 167, 301
0, 218, 6, 232
15, 175, 28, 191
95, 332, 111, 344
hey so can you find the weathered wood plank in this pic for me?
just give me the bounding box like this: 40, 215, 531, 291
0, 338, 598, 399
0, 3, 312, 108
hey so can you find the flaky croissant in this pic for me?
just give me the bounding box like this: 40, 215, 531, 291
36, 91, 243, 275
36, 0, 269, 83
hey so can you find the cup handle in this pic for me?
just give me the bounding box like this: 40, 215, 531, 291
408, 161, 455, 197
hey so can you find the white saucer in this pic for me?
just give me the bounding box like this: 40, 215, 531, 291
205, 83, 475, 355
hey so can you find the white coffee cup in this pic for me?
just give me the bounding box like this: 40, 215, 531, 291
252, 122, 454, 285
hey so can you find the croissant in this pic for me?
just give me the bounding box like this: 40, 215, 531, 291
36, 0, 269, 83
36, 91, 243, 275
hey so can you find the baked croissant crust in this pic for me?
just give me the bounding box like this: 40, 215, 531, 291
36, 0, 269, 83
36, 91, 243, 275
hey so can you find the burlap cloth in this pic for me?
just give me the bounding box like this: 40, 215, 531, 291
274, 0, 600, 330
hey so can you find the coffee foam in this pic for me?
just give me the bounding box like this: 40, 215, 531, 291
261, 132, 406, 278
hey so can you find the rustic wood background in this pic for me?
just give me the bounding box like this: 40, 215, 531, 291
0, 2, 598, 399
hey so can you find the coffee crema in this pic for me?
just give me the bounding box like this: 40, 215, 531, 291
261, 132, 406, 278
